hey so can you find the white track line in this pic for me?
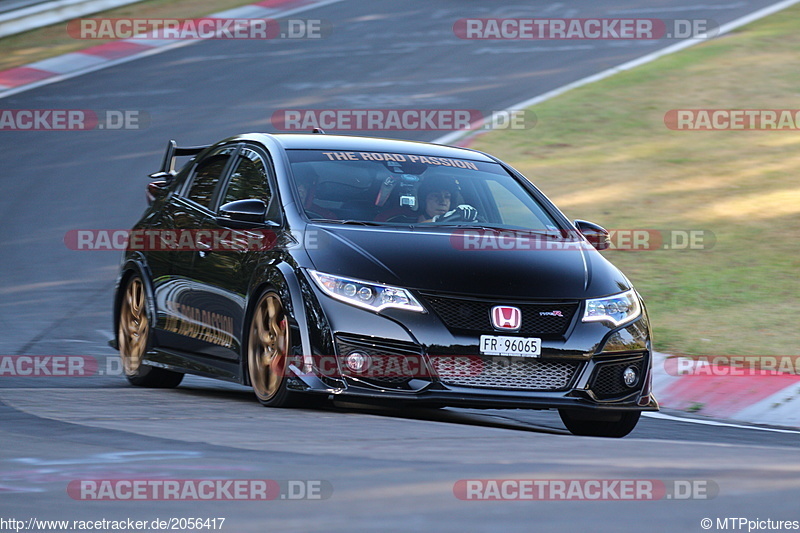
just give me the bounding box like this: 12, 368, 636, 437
644, 412, 800, 434
434, 0, 800, 145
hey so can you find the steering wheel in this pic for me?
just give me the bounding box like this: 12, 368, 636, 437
430, 204, 482, 224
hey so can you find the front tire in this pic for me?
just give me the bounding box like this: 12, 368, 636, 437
118, 275, 183, 388
247, 291, 300, 407
558, 409, 641, 438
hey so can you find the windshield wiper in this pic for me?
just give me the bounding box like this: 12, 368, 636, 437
309, 219, 384, 226
447, 224, 570, 239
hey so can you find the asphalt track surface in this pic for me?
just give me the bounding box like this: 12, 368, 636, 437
1, 1, 799, 531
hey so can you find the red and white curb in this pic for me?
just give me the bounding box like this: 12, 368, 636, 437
0, 0, 341, 97
652, 352, 800, 429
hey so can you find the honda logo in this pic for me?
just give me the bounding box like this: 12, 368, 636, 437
491, 306, 521, 331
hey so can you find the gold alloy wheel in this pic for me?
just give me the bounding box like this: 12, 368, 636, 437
248, 293, 289, 402
118, 277, 148, 375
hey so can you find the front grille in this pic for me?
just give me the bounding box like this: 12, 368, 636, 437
430, 355, 581, 391
420, 294, 578, 338
590, 359, 644, 399
334, 334, 425, 388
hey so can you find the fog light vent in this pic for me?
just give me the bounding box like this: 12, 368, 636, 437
589, 357, 645, 399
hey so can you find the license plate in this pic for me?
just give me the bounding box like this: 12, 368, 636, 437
480, 335, 541, 357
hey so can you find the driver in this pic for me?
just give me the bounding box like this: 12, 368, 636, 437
294, 170, 314, 205
416, 176, 478, 223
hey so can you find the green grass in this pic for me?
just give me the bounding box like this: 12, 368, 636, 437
472, 6, 800, 356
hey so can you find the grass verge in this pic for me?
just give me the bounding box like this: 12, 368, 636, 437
472, 7, 800, 356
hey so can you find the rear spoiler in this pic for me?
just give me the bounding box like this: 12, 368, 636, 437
149, 139, 209, 180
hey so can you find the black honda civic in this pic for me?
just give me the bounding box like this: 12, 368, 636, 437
113, 132, 658, 437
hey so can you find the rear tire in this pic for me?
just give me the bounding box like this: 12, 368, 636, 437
118, 275, 183, 388
558, 409, 641, 438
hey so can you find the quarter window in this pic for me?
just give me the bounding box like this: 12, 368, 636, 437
186, 147, 236, 208
221, 149, 271, 206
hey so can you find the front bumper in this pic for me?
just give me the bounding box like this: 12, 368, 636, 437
285, 351, 659, 412
297, 275, 658, 412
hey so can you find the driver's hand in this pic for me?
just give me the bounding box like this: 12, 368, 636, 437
432, 204, 478, 222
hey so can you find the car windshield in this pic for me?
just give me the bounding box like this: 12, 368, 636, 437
287, 149, 561, 231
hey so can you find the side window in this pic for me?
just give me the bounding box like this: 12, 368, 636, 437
186, 147, 236, 208
220, 148, 271, 206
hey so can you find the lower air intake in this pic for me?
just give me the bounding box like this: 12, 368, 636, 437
430, 356, 581, 391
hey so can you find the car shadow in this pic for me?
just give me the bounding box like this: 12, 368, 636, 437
168, 379, 572, 436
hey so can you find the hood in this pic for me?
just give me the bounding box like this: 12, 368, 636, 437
305, 225, 630, 300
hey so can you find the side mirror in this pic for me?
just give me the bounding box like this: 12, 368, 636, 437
574, 219, 610, 251
218, 199, 267, 224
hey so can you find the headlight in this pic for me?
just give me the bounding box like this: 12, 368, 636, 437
582, 289, 641, 327
308, 270, 425, 313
